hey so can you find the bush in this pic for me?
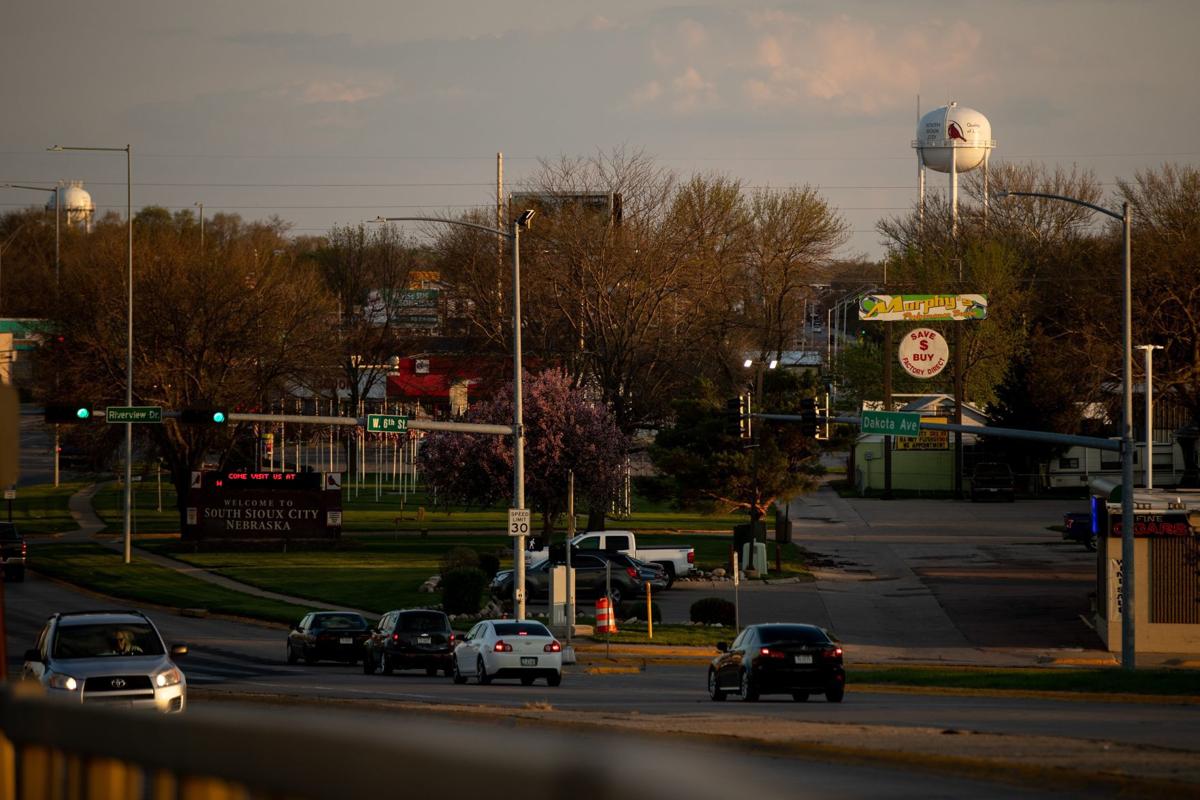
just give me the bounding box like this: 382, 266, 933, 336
690, 597, 736, 627
478, 552, 501, 579
441, 567, 487, 615
618, 600, 662, 624
439, 546, 480, 574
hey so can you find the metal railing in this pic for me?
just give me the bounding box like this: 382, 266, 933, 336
1, 684, 764, 800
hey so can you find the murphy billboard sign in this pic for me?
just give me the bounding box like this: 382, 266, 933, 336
859, 294, 987, 322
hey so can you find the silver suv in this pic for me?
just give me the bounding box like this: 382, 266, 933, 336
22, 610, 188, 712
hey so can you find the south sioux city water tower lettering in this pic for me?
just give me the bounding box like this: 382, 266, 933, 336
184, 471, 343, 541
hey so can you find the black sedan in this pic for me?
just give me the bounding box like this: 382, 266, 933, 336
286, 611, 371, 665
363, 609, 455, 677
708, 623, 845, 703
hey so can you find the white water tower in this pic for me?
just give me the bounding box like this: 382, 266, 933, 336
912, 102, 996, 234
46, 180, 95, 232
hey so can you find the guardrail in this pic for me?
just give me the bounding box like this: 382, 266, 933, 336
1, 684, 760, 800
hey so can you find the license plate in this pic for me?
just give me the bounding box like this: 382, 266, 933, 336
418, 635, 431, 644
521, 657, 537, 666
794, 655, 813, 664
339, 637, 353, 645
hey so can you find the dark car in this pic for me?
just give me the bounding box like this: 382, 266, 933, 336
1, 522, 26, 582
492, 551, 644, 605
708, 623, 845, 703
363, 609, 455, 677
970, 462, 1015, 502
1062, 511, 1096, 551
286, 611, 370, 665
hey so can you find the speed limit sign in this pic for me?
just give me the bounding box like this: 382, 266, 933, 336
507, 508, 531, 537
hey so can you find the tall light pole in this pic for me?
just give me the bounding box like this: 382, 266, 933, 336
1136, 344, 1164, 489
195, 202, 204, 252
50, 144, 134, 564
997, 190, 1135, 670
374, 210, 536, 619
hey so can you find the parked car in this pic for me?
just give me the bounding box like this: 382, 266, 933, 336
22, 610, 188, 712
451, 619, 562, 686
529, 531, 695, 585
491, 550, 645, 605
286, 611, 370, 665
708, 623, 845, 703
1062, 511, 1096, 552
363, 609, 455, 677
1, 522, 26, 582
970, 462, 1015, 502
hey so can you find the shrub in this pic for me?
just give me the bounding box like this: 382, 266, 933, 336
439, 546, 480, 574
441, 567, 487, 615
478, 552, 501, 579
690, 597, 736, 627
618, 600, 662, 624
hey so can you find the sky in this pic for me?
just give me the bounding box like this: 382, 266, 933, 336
3, 0, 1198, 260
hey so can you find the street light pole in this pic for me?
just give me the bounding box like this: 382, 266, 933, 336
195, 202, 204, 252
1135, 345, 1163, 489
50, 144, 134, 563
997, 190, 1136, 670
374, 211, 535, 619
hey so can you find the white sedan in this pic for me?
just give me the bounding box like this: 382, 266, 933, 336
452, 619, 563, 686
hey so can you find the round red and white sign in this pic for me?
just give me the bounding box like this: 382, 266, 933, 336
898, 328, 949, 378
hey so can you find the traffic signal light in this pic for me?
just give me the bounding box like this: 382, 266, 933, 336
44, 404, 92, 423
726, 394, 752, 439
179, 408, 228, 425
799, 397, 818, 437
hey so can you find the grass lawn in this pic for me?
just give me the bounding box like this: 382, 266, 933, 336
594, 624, 732, 647
850, 665, 1200, 697
30, 542, 312, 625
136, 535, 517, 615
92, 478, 181, 534
7, 481, 87, 534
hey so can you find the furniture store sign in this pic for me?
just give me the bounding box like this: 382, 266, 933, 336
898, 328, 949, 379
859, 294, 987, 322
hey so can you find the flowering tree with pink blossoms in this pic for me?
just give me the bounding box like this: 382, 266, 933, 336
418, 369, 628, 534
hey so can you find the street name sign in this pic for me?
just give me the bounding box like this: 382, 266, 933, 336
106, 406, 163, 424
507, 508, 531, 537
366, 414, 409, 433
861, 410, 921, 438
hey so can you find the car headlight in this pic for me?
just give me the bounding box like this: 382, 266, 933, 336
48, 673, 79, 691
154, 667, 183, 688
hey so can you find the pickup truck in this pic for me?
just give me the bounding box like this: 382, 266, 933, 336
529, 531, 695, 586
1, 522, 26, 582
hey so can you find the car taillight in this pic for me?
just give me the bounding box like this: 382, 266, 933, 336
544, 641, 561, 653
392, 633, 399, 642
21, 542, 27, 556
824, 646, 843, 660
448, 633, 455, 644
494, 640, 513, 652
626, 566, 639, 580
687, 551, 694, 563
759, 647, 785, 659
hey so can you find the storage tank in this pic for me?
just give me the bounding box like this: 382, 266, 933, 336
45, 181, 95, 232
911, 102, 996, 234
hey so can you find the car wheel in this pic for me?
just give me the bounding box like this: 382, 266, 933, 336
452, 658, 467, 685
825, 684, 845, 703
477, 657, 491, 685
425, 666, 438, 677
520, 675, 535, 686
9, 567, 23, 583
609, 588, 622, 607
708, 668, 726, 701
304, 651, 318, 665
792, 692, 809, 702
443, 666, 454, 678
286, 642, 298, 665
362, 651, 375, 675
740, 669, 759, 702
547, 671, 562, 687
1085, 538, 1097, 553
380, 652, 394, 676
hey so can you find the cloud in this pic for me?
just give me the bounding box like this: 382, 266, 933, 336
295, 79, 390, 105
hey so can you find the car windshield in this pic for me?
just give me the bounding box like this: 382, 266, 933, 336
312, 614, 367, 630
756, 625, 831, 645
398, 613, 449, 633
493, 622, 552, 637
0, 524, 18, 540
975, 464, 1011, 477
53, 622, 165, 659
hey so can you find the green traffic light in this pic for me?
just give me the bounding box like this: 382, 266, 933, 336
75, 407, 90, 420
212, 411, 226, 423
